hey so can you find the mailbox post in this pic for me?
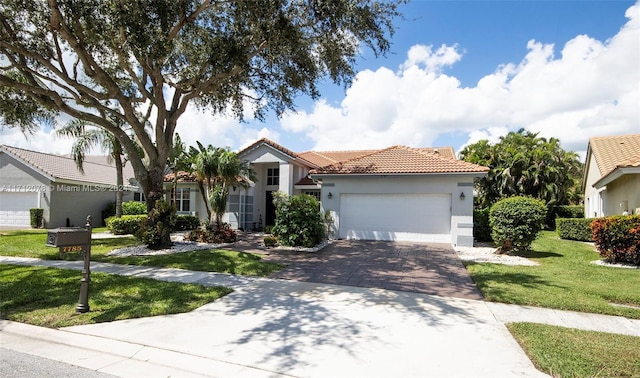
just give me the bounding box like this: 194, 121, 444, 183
46, 215, 92, 313
77, 216, 92, 313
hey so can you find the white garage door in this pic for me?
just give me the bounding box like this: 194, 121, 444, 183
0, 192, 38, 227
339, 194, 451, 242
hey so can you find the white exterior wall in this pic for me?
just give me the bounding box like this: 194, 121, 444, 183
317, 174, 477, 247
0, 153, 52, 226
584, 153, 605, 218
232, 144, 314, 229
49, 184, 126, 227
605, 174, 640, 215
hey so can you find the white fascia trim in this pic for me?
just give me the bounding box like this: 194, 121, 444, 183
309, 172, 488, 179
593, 167, 640, 189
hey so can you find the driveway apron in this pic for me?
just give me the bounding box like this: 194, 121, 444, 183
258, 240, 483, 300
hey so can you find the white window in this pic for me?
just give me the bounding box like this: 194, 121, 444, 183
267, 168, 279, 186
172, 188, 191, 212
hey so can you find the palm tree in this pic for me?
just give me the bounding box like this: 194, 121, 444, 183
167, 133, 190, 208
189, 143, 256, 227
57, 120, 127, 217
209, 149, 255, 226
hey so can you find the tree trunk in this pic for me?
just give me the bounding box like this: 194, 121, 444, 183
142, 164, 172, 248
114, 152, 124, 218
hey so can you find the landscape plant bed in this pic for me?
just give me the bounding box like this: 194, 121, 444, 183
0, 264, 231, 328
508, 322, 640, 378
0, 230, 283, 277
465, 231, 640, 319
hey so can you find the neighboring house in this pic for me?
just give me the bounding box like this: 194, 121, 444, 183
583, 134, 640, 218
168, 138, 489, 247
0, 145, 138, 228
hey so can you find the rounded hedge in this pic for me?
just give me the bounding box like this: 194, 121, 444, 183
272, 193, 325, 248
489, 196, 547, 253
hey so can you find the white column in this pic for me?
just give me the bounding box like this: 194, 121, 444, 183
279, 163, 293, 195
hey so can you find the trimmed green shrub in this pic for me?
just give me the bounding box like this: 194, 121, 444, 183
138, 200, 177, 249
263, 235, 278, 247
102, 201, 147, 224
29, 208, 43, 228
591, 215, 640, 265
272, 193, 325, 248
556, 218, 594, 241
175, 215, 201, 231
106, 215, 146, 235
546, 205, 585, 229
473, 208, 492, 242
555, 205, 584, 219
102, 202, 116, 223
122, 201, 147, 215
490, 196, 547, 253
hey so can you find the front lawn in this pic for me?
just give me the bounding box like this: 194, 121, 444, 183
0, 230, 282, 277
0, 264, 231, 328
466, 231, 640, 318
508, 322, 640, 377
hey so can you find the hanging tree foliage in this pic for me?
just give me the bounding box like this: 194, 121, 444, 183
0, 0, 404, 247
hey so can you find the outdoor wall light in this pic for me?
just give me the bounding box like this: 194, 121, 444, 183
459, 192, 466, 201
328, 192, 333, 199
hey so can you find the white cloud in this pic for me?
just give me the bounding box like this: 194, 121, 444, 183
281, 2, 640, 155
400, 44, 463, 73
0, 126, 78, 155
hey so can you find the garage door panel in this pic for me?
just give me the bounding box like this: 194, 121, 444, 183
0, 192, 38, 226
339, 194, 450, 242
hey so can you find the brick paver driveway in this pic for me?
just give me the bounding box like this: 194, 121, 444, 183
259, 239, 483, 300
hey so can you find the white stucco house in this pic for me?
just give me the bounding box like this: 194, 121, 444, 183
169, 138, 489, 247
583, 134, 640, 218
0, 145, 138, 228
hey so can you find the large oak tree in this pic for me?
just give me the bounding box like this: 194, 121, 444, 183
0, 0, 403, 246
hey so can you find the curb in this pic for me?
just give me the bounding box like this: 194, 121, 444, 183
0, 320, 287, 377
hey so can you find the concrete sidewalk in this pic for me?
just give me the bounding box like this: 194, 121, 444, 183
1, 257, 639, 377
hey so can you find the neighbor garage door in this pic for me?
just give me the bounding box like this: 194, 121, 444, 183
339, 193, 451, 242
0, 192, 38, 227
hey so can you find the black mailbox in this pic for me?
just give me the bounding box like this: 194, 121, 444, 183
46, 227, 91, 248
45, 216, 93, 313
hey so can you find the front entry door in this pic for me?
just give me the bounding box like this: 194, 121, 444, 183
265, 191, 276, 226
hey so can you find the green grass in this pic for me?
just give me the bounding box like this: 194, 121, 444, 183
508, 322, 640, 377
0, 230, 283, 277
0, 264, 232, 328
466, 231, 640, 319
96, 250, 283, 276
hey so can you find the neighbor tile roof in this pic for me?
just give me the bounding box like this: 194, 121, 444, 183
309, 145, 489, 175
1, 145, 136, 187
589, 134, 640, 176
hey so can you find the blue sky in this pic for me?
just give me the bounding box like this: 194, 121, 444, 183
3, 0, 638, 159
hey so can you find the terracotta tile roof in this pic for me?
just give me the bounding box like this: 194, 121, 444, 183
239, 138, 298, 159
415, 147, 456, 159
1, 145, 136, 187
164, 171, 198, 183
309, 146, 489, 175
297, 150, 378, 167
238, 137, 320, 167
589, 134, 640, 176
294, 176, 319, 186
